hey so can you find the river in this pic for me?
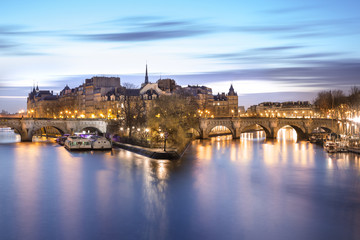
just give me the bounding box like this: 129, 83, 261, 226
0, 130, 360, 240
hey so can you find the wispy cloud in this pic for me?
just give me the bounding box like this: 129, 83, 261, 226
262, 5, 317, 14
0, 24, 52, 56
173, 58, 360, 90
77, 29, 210, 42
74, 18, 212, 42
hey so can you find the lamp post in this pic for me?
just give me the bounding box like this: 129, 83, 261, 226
164, 132, 168, 151
160, 132, 168, 151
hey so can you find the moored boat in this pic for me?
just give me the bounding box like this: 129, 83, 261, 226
90, 136, 112, 150
64, 136, 92, 150
347, 136, 360, 154
324, 141, 337, 153
64, 135, 112, 150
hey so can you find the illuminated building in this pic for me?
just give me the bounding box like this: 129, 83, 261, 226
246, 101, 318, 118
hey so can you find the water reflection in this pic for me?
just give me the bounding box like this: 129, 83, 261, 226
277, 126, 297, 142
0, 128, 20, 143
0, 130, 360, 239
14, 143, 41, 239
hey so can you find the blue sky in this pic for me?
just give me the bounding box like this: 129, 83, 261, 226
1, 0, 360, 112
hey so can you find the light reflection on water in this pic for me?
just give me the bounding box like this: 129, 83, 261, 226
0, 130, 360, 240
0, 129, 21, 143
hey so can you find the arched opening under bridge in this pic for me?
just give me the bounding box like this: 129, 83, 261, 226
209, 125, 233, 138
80, 127, 104, 136
276, 125, 302, 142
32, 126, 64, 142
312, 126, 333, 134
240, 124, 269, 140
186, 128, 201, 138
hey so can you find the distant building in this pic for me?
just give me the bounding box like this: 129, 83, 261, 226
27, 84, 58, 118
27, 77, 123, 118
26, 65, 241, 119
246, 101, 317, 118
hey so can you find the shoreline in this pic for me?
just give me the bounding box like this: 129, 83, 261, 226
112, 141, 192, 160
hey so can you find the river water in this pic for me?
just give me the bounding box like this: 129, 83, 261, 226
0, 131, 360, 240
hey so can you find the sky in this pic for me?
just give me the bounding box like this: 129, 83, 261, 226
1, 0, 360, 112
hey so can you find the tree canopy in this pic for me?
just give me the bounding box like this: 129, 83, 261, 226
147, 94, 199, 149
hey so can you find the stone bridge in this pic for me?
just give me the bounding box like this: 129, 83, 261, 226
0, 118, 108, 141
197, 117, 354, 140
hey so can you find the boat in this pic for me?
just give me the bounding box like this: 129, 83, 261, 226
335, 140, 348, 152
64, 135, 112, 150
90, 136, 112, 150
56, 134, 70, 145
64, 136, 92, 150
324, 141, 337, 153
347, 136, 360, 154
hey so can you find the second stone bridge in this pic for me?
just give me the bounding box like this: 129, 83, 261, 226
197, 117, 347, 139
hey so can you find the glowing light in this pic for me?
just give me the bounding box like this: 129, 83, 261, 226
351, 117, 360, 123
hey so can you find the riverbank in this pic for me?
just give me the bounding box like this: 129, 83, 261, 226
112, 141, 191, 160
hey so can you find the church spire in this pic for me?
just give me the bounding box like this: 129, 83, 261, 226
145, 64, 149, 84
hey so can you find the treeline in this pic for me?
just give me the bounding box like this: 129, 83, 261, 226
314, 86, 360, 119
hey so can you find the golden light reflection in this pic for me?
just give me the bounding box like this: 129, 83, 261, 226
195, 140, 213, 162
156, 161, 169, 180
277, 126, 297, 142
14, 143, 41, 239
57, 147, 83, 239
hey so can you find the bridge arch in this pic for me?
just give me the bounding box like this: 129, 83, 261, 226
312, 126, 334, 133
311, 122, 339, 135
239, 123, 272, 139
31, 126, 65, 139
276, 124, 307, 140
187, 127, 201, 138
208, 125, 233, 137
205, 123, 235, 139
79, 126, 104, 135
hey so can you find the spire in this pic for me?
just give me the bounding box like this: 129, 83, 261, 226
228, 84, 237, 96
145, 64, 149, 84
36, 82, 39, 91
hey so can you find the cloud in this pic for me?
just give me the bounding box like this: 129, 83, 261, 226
252, 46, 304, 51
0, 40, 18, 49
172, 58, 360, 90
74, 17, 212, 42
231, 18, 360, 39
262, 5, 317, 14
199, 46, 346, 67
77, 29, 210, 42
0, 25, 52, 56
201, 45, 305, 60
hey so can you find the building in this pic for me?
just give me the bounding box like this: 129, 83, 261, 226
27, 65, 240, 119
27, 77, 123, 119
246, 101, 318, 118
27, 85, 58, 118
212, 85, 239, 117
